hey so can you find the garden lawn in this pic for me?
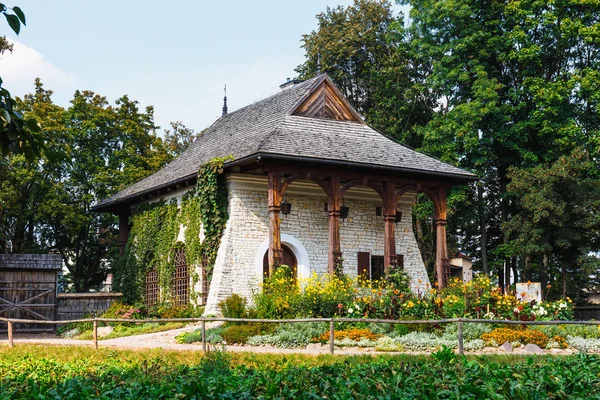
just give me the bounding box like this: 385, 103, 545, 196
1, 345, 599, 399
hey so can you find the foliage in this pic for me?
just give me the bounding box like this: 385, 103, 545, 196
246, 322, 327, 349
317, 328, 382, 343
532, 324, 600, 340
1, 81, 171, 292
4, 345, 600, 398
401, 0, 600, 289
163, 121, 199, 157
218, 293, 247, 319
566, 336, 600, 353
114, 156, 230, 303
221, 323, 274, 345
482, 328, 549, 348
0, 4, 46, 162
505, 149, 600, 299
176, 326, 226, 345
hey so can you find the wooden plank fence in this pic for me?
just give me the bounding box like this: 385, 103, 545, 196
2, 316, 600, 355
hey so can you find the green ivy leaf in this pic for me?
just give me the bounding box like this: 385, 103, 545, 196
12, 6, 25, 25
5, 13, 20, 34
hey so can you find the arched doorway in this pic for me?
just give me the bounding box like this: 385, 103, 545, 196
262, 244, 298, 281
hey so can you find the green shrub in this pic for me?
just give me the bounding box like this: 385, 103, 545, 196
221, 323, 274, 345
218, 294, 247, 318
247, 322, 326, 348
442, 322, 493, 341
176, 326, 225, 344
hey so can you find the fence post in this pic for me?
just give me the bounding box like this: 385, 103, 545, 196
457, 319, 464, 356
7, 320, 13, 348
93, 319, 98, 350
201, 320, 206, 353
329, 319, 335, 355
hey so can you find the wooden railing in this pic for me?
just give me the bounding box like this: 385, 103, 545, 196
2, 316, 599, 355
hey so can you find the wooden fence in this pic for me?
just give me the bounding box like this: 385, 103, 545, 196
56, 293, 123, 320
2, 316, 600, 355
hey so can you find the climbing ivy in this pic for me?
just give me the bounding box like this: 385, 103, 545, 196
113, 156, 231, 304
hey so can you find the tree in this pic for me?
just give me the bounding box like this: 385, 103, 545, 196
403, 0, 600, 289
1, 80, 172, 291
505, 148, 600, 299
164, 121, 199, 157
296, 0, 435, 147
0, 4, 45, 161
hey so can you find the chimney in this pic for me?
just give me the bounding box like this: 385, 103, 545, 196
279, 77, 303, 90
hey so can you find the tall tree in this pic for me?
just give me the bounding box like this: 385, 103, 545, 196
505, 148, 600, 299
164, 121, 199, 157
297, 0, 435, 147
1, 81, 172, 291
403, 0, 600, 290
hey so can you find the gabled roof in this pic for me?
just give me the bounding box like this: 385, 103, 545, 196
93, 74, 476, 212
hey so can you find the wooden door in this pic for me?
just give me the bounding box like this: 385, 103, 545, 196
0, 269, 57, 333
263, 245, 298, 280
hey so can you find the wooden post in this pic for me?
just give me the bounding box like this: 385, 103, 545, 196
457, 320, 464, 355
329, 319, 335, 355
201, 320, 207, 353
93, 319, 98, 350
268, 171, 283, 275
383, 182, 397, 275
327, 176, 341, 275
7, 321, 13, 348
433, 187, 449, 289
118, 210, 130, 256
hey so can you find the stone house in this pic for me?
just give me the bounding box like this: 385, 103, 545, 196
93, 74, 476, 314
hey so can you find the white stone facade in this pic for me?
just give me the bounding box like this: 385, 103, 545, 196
202, 174, 430, 315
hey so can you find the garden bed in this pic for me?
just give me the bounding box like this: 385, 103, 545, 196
1, 345, 598, 398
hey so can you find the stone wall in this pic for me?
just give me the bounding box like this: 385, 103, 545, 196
203, 174, 430, 314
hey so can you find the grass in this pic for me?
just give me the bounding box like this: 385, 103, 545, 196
75, 322, 188, 340
0, 345, 598, 399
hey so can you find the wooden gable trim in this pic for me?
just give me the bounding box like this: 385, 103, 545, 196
290, 75, 365, 124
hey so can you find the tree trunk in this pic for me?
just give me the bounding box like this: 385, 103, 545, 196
562, 263, 567, 299
477, 184, 489, 275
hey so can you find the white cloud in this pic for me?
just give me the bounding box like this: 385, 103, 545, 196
0, 39, 77, 97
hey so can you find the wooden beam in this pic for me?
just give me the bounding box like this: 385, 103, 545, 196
382, 182, 397, 275
433, 187, 450, 289
327, 176, 342, 275
268, 171, 283, 275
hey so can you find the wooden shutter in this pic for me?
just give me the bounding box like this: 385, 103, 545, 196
397, 254, 404, 268
357, 252, 370, 279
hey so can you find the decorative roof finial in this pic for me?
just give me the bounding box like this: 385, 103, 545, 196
222, 84, 228, 117
316, 53, 321, 75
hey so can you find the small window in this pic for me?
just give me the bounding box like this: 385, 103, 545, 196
145, 268, 159, 307
357, 252, 385, 282
375, 207, 382, 216
171, 247, 190, 306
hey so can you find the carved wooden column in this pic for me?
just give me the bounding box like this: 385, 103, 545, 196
382, 182, 397, 275
433, 187, 450, 289
327, 175, 341, 275
118, 209, 130, 256
268, 171, 283, 275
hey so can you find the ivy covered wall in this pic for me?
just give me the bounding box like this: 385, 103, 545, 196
113, 157, 230, 304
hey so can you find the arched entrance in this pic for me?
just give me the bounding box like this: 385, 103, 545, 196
262, 244, 298, 280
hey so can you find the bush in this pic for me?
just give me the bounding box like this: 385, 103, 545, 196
247, 322, 327, 348
176, 326, 225, 344
147, 303, 203, 319
532, 324, 600, 339
481, 328, 549, 348
221, 323, 274, 345
318, 328, 382, 343
218, 294, 247, 318
442, 322, 492, 341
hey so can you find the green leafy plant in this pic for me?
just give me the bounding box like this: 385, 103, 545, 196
219, 294, 247, 319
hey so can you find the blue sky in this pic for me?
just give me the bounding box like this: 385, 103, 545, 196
0, 1, 407, 134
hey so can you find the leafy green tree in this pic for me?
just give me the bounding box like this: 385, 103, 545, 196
403, 0, 600, 287
296, 0, 435, 147
164, 121, 199, 157
1, 80, 172, 291
505, 148, 600, 299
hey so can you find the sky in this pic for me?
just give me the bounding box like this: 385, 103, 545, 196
0, 0, 406, 134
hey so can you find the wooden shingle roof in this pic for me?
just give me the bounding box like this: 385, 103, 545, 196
93, 74, 476, 212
